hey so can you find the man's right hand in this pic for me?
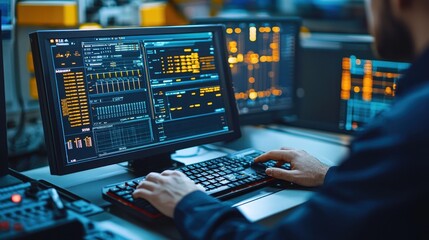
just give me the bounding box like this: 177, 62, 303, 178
254, 147, 330, 187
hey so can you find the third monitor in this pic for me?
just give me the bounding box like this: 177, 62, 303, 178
192, 17, 301, 125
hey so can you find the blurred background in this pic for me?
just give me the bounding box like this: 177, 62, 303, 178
1, 0, 368, 169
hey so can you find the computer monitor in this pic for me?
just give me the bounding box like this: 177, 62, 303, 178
292, 33, 410, 134
30, 25, 241, 175
0, 10, 8, 177
192, 17, 301, 125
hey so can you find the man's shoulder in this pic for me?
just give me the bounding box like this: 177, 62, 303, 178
388, 80, 429, 125
397, 80, 429, 106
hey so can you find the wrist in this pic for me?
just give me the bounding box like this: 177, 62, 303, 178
318, 164, 330, 186
173, 190, 218, 219
323, 166, 337, 185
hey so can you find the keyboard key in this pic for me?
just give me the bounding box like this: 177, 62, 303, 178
108, 187, 121, 192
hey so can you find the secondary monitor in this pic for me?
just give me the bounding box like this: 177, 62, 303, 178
0, 10, 8, 176
293, 33, 410, 134
192, 17, 301, 125
30, 25, 241, 175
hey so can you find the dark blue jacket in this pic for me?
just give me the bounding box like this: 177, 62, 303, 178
172, 48, 429, 239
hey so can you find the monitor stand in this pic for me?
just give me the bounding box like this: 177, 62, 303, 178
127, 152, 185, 176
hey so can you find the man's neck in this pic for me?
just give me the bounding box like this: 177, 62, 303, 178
415, 39, 429, 58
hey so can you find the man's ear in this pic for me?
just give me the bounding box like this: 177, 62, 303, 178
390, 0, 414, 17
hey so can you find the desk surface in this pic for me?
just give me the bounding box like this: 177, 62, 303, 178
22, 125, 349, 239
224, 125, 349, 166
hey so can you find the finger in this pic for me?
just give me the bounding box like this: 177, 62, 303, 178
145, 172, 164, 183
274, 161, 292, 169
163, 170, 185, 177
132, 188, 152, 200
254, 150, 293, 163
136, 180, 157, 191
173, 170, 188, 178
275, 161, 285, 168
266, 167, 298, 183
161, 170, 176, 176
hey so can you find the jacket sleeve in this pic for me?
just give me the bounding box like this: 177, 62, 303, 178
174, 190, 269, 240
323, 166, 337, 184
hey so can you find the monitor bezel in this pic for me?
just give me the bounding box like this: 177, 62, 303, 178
0, 10, 9, 176
30, 25, 241, 175
191, 17, 302, 126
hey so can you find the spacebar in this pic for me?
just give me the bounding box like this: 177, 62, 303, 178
206, 186, 229, 196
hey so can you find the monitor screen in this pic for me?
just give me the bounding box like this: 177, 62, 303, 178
30, 25, 241, 175
339, 55, 409, 131
293, 33, 410, 134
0, 10, 8, 176
192, 17, 301, 125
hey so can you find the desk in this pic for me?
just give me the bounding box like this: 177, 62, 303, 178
22, 125, 349, 239
223, 125, 349, 166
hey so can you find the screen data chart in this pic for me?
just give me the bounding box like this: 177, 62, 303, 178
339, 55, 410, 131
222, 21, 298, 115
49, 32, 230, 165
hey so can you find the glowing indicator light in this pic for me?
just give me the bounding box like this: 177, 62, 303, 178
11, 194, 22, 203
249, 27, 257, 42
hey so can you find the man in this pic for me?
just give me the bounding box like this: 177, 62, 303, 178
133, 0, 429, 238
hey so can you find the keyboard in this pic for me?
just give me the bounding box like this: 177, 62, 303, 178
102, 148, 291, 222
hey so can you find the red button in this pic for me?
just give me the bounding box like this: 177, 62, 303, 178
14, 223, 23, 231
11, 194, 22, 203
0, 221, 10, 231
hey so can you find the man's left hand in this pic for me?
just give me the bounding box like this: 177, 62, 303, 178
132, 170, 204, 218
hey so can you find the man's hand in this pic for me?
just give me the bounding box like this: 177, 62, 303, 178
132, 170, 204, 218
254, 147, 330, 187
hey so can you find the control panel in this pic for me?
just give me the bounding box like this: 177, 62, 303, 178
0, 181, 128, 240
